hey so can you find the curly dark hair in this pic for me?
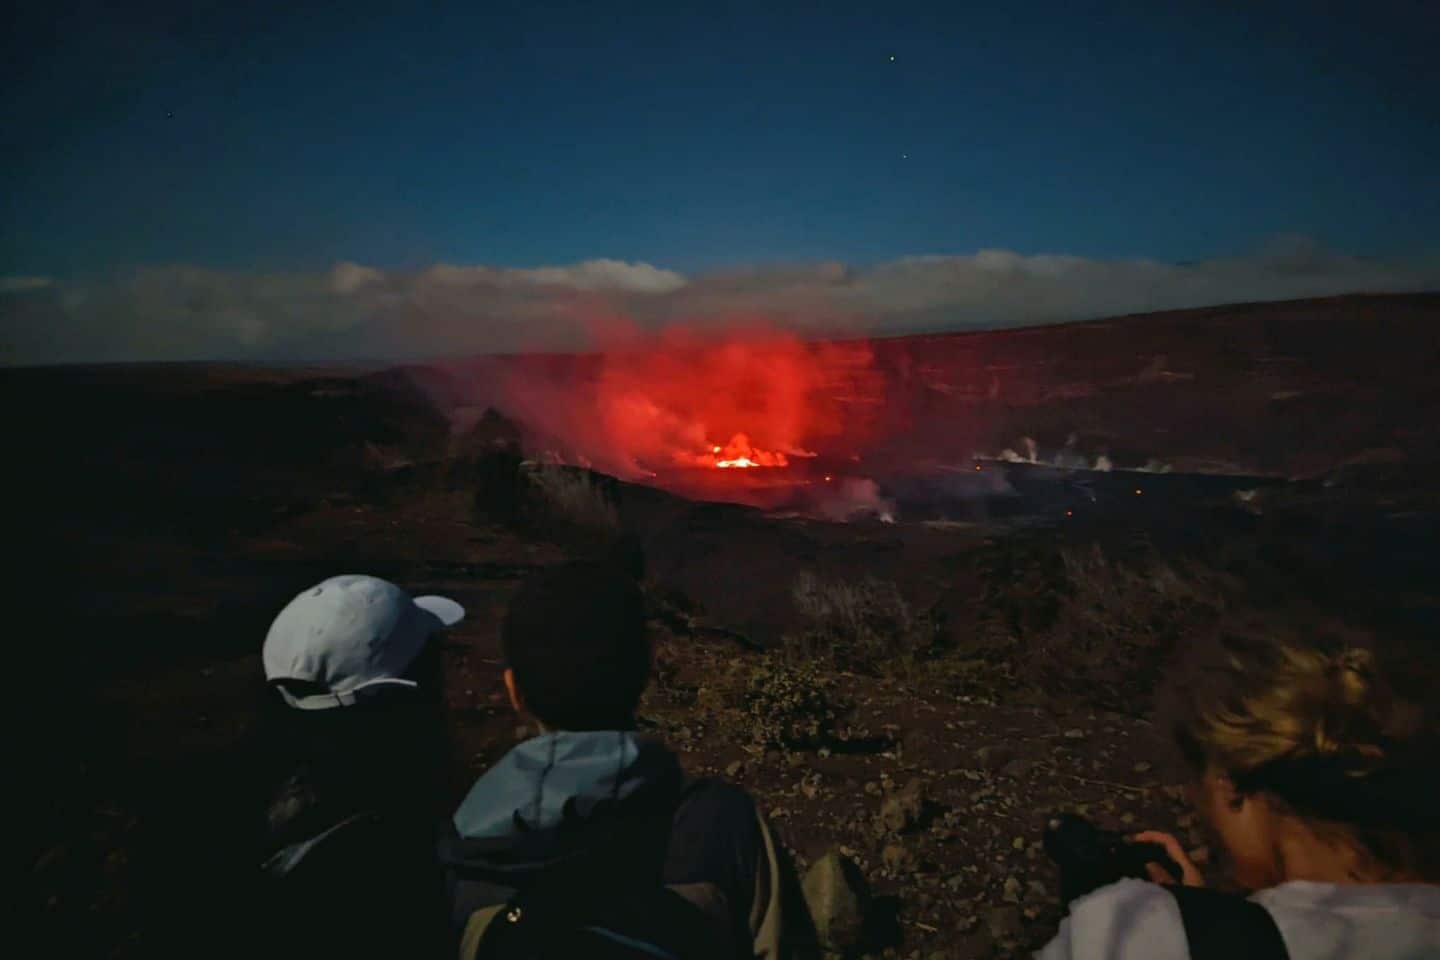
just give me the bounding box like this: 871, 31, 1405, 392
501, 562, 650, 731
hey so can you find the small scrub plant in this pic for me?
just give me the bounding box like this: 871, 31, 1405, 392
743, 655, 848, 751
522, 462, 620, 536
977, 541, 1234, 711
787, 570, 940, 676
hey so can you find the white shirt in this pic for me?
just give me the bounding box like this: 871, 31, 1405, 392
1035, 878, 1440, 960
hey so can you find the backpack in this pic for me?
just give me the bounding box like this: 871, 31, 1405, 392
453, 790, 735, 960
459, 878, 729, 960
1168, 886, 1291, 960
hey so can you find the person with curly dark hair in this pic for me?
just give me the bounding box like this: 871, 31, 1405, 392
441, 561, 805, 959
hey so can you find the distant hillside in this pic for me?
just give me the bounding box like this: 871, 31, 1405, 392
6, 293, 1435, 494
406, 292, 1438, 481
858, 292, 1439, 476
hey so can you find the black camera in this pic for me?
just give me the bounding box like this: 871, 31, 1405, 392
1043, 813, 1184, 906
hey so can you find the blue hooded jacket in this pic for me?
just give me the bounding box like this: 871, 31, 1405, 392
440, 731, 685, 924
454, 731, 681, 841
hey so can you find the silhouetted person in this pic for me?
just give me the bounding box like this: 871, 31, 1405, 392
257, 575, 465, 959
476, 448, 524, 523
473, 425, 525, 527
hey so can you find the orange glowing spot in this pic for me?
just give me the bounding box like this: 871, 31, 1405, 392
974, 464, 982, 471
683, 432, 790, 470
1135, 488, 1143, 495
824, 474, 833, 482
1065, 509, 1074, 517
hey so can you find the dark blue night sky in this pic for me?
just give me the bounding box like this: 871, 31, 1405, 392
3, 1, 1437, 279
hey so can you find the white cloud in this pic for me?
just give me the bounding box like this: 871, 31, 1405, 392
330, 261, 384, 295
414, 259, 685, 294
1, 244, 1436, 365
0, 275, 53, 293
515, 259, 686, 293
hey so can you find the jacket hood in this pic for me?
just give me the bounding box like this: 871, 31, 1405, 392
444, 731, 682, 879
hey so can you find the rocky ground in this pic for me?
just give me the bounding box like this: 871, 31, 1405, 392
637, 640, 1205, 957
16, 295, 1439, 958
475, 510, 1216, 960
22, 469, 1220, 959
35, 467, 1432, 958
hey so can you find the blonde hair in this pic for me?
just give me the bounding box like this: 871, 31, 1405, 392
1165, 620, 1439, 879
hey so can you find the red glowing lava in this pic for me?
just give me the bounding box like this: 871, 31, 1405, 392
587, 327, 875, 478
468, 323, 883, 503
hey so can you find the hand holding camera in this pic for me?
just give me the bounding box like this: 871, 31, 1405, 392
1043, 813, 1203, 906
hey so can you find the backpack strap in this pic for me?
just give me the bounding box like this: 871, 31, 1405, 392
466, 886, 719, 960
262, 811, 380, 878
459, 904, 506, 960
1167, 886, 1290, 960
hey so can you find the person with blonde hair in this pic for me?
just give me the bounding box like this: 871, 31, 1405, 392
1038, 621, 1440, 959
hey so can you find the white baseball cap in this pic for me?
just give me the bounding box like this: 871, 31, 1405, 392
263, 575, 464, 710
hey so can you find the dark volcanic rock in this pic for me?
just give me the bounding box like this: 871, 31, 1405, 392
983, 904, 1023, 940
878, 777, 927, 834
976, 745, 1015, 772
881, 842, 916, 875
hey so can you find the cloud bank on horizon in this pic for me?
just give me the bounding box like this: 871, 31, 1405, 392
2, 239, 1437, 365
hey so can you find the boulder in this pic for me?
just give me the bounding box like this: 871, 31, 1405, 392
801, 850, 870, 953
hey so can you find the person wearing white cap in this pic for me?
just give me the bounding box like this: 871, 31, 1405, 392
256, 575, 464, 959
262, 574, 464, 710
